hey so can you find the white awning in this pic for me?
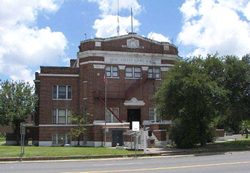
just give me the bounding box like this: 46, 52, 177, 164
124, 97, 145, 106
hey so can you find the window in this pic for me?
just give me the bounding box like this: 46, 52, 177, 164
149, 108, 155, 121
148, 67, 161, 79
149, 108, 161, 122
125, 67, 133, 78
134, 67, 142, 78
53, 85, 71, 99
52, 109, 71, 124
125, 67, 141, 78
105, 66, 118, 77
52, 134, 71, 146
106, 107, 119, 123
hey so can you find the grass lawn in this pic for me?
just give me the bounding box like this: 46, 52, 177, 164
0, 146, 140, 158
188, 136, 250, 152
215, 138, 250, 149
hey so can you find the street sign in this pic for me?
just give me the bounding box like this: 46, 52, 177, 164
132, 121, 140, 131
20, 126, 25, 135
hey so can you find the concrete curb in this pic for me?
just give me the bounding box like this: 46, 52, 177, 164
0, 153, 163, 162
1, 148, 250, 162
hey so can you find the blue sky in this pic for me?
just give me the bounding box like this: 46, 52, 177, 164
37, 0, 185, 60
0, 0, 250, 82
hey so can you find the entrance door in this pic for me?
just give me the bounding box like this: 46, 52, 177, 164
127, 109, 141, 129
112, 130, 124, 147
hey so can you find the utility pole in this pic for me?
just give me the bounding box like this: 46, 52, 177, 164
104, 74, 107, 147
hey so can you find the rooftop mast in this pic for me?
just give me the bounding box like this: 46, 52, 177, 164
131, 7, 134, 33
117, 0, 120, 36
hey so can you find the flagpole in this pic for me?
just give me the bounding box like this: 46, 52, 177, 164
104, 74, 107, 147
131, 7, 133, 33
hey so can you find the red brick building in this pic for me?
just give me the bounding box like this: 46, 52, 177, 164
34, 33, 179, 147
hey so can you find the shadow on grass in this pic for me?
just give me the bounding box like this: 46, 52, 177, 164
193, 151, 226, 157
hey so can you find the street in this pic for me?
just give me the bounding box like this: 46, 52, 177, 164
1, 151, 250, 173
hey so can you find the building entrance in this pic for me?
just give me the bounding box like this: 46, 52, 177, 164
127, 109, 141, 129
112, 130, 123, 147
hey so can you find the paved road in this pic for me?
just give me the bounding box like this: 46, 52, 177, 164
1, 151, 250, 173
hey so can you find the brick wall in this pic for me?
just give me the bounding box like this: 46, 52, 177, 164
35, 33, 178, 145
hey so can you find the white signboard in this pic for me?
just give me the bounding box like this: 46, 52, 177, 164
132, 121, 140, 131
105, 56, 161, 66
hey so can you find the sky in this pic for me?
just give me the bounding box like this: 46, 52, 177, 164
0, 0, 250, 83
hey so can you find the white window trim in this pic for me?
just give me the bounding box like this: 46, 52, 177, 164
53, 109, 71, 124
107, 107, 119, 123
105, 66, 119, 78
52, 134, 70, 145
52, 85, 72, 100
149, 108, 158, 122
148, 67, 161, 79
125, 66, 142, 79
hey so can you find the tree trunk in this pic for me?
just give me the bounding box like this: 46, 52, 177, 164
199, 119, 206, 147
13, 121, 21, 145
77, 136, 80, 146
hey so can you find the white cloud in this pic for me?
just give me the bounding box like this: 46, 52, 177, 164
178, 0, 250, 57
0, 0, 67, 83
88, 0, 142, 37
243, 2, 250, 20
88, 0, 141, 16
147, 32, 170, 42
89, 0, 173, 47
179, 0, 198, 21
94, 15, 140, 37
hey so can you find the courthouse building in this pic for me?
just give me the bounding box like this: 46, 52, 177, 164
34, 33, 180, 147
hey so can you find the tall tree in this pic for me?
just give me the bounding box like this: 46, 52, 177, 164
203, 55, 227, 128
156, 58, 227, 148
242, 54, 250, 120
0, 80, 37, 144
222, 56, 250, 132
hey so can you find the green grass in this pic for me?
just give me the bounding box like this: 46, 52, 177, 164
0, 146, 140, 158
222, 138, 250, 148
191, 137, 250, 152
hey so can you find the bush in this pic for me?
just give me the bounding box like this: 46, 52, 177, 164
170, 119, 199, 148
170, 119, 215, 148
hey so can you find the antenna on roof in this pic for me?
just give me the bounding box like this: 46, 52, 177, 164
131, 7, 134, 33
117, 0, 120, 36
84, 33, 87, 40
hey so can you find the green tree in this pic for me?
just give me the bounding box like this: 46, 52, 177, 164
240, 120, 250, 138
203, 55, 225, 86
0, 80, 37, 144
203, 55, 227, 129
222, 56, 250, 132
70, 113, 87, 146
156, 58, 227, 148
242, 54, 250, 64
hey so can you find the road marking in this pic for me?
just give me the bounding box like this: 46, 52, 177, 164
64, 160, 250, 173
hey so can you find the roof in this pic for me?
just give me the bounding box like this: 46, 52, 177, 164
81, 32, 177, 49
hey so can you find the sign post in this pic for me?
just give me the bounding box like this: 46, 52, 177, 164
20, 123, 25, 159
132, 121, 140, 158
